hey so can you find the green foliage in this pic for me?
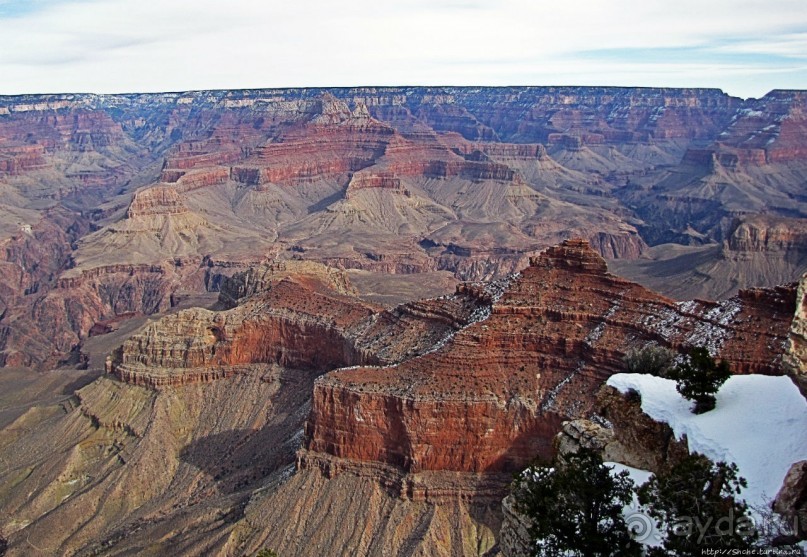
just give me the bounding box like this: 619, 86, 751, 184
513, 448, 642, 557
667, 347, 731, 413
623, 344, 676, 377
255, 549, 278, 557
638, 453, 756, 555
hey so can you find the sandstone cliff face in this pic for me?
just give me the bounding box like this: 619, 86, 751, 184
725, 216, 807, 254
113, 263, 489, 388
304, 240, 795, 476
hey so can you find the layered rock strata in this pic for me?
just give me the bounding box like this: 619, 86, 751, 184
3, 87, 806, 367
304, 240, 796, 476
1, 239, 801, 556
113, 263, 489, 388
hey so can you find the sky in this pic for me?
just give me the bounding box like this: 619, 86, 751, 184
0, 0, 805, 98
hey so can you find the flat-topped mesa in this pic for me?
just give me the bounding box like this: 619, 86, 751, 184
439, 135, 549, 161
115, 277, 377, 381
724, 216, 807, 254
126, 186, 188, 218
303, 239, 796, 480
159, 167, 230, 191
379, 133, 519, 182
528, 237, 609, 273
217, 260, 358, 309
344, 171, 406, 200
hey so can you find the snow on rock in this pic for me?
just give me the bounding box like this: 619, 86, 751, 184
607, 462, 664, 546
608, 461, 653, 486
606, 373, 807, 507
642, 299, 742, 356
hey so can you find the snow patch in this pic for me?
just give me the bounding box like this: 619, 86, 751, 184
642, 299, 741, 355
606, 462, 664, 546
606, 373, 807, 507
335, 272, 521, 374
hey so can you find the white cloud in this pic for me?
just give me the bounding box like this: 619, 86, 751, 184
0, 0, 804, 97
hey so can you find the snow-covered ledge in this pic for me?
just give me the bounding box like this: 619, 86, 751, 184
606, 373, 807, 508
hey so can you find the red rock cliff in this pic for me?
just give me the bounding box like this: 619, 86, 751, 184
304, 239, 796, 475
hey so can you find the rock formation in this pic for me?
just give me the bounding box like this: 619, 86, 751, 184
774, 461, 807, 540
0, 239, 801, 556
111, 259, 489, 388
785, 272, 807, 397
1, 87, 806, 367
303, 240, 795, 480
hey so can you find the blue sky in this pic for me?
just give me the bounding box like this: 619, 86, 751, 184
0, 0, 804, 98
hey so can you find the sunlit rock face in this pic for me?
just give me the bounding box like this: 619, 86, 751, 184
304, 239, 796, 475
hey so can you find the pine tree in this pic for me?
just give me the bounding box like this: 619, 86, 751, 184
513, 448, 642, 557
637, 453, 756, 555
667, 347, 731, 413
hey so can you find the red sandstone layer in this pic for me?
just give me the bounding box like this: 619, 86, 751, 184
305, 240, 796, 474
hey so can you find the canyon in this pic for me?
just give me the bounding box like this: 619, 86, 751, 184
0, 87, 806, 368
0, 86, 806, 555
0, 239, 803, 555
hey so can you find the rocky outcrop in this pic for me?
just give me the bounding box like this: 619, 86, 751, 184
725, 216, 807, 254
217, 260, 357, 308
784, 273, 807, 398
127, 187, 188, 218
774, 460, 807, 540
587, 230, 647, 260
304, 240, 795, 478
344, 171, 408, 200
595, 386, 690, 473
113, 266, 488, 388
500, 397, 689, 557
115, 280, 376, 387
